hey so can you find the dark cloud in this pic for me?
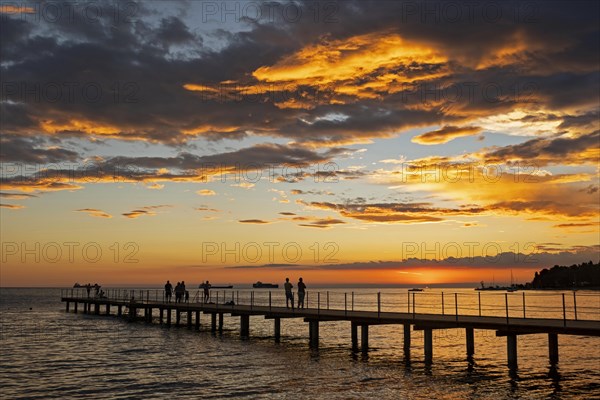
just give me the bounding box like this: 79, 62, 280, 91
0, 142, 346, 192
223, 247, 600, 270
238, 219, 270, 224
0, 135, 80, 163
0, 203, 25, 209
300, 199, 485, 223
484, 131, 600, 166
122, 205, 171, 219
0, 192, 37, 199
298, 218, 346, 228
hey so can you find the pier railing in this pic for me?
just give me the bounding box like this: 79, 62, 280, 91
61, 288, 600, 323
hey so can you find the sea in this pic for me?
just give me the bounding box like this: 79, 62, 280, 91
1, 287, 599, 399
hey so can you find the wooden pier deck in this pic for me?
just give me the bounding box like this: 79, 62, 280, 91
61, 290, 600, 369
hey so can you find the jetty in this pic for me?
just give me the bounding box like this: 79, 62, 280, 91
61, 289, 600, 369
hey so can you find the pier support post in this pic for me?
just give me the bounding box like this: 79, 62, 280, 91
218, 313, 224, 332
211, 313, 217, 333
66, 301, 70, 312
84, 302, 89, 313
507, 334, 518, 369
466, 328, 475, 357
351, 322, 358, 351
95, 303, 100, 315
195, 310, 200, 330
309, 320, 319, 348
274, 318, 281, 342
159, 308, 164, 324
240, 315, 250, 338
403, 324, 411, 355
361, 324, 369, 353
548, 333, 559, 365
147, 307, 152, 323
176, 310, 181, 326
106, 304, 111, 316
166, 309, 172, 327
187, 311, 193, 329
117, 305, 122, 316
424, 328, 433, 364
74, 302, 78, 313
128, 304, 136, 321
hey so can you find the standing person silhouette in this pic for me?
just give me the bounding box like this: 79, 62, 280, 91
203, 281, 211, 303
164, 280, 173, 302
284, 278, 294, 310
297, 277, 306, 309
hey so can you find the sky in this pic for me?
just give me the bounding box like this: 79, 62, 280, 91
0, 0, 599, 287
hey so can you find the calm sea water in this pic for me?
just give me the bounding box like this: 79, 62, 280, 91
1, 288, 599, 399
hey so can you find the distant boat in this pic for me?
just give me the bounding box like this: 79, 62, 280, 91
475, 286, 518, 292
476, 277, 516, 291
253, 281, 278, 289
475, 285, 510, 291
199, 283, 233, 289
408, 288, 424, 292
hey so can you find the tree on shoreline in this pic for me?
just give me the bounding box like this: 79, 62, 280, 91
530, 261, 600, 289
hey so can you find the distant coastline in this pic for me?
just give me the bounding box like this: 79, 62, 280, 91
516, 261, 600, 290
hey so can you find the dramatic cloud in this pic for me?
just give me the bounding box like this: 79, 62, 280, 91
2, 1, 597, 147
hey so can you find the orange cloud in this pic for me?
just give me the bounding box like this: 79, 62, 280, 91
75, 208, 112, 218
412, 125, 482, 145
252, 32, 447, 89
122, 205, 171, 219
0, 5, 35, 13
0, 203, 25, 210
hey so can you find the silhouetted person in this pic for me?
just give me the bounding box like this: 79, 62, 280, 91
297, 277, 306, 308
284, 278, 294, 309
165, 280, 173, 302
86, 283, 91, 298
203, 281, 211, 303
175, 282, 182, 303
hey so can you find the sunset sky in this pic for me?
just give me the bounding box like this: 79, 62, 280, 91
1, 1, 598, 287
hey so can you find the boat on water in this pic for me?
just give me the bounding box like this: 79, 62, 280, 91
475, 285, 511, 291
408, 288, 424, 292
252, 281, 278, 289
199, 283, 233, 289
476, 271, 519, 291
